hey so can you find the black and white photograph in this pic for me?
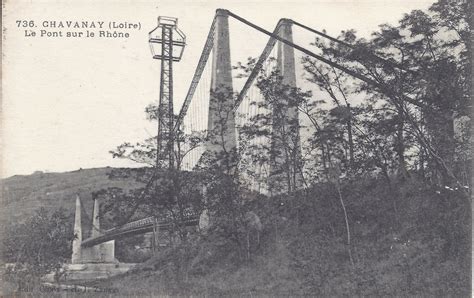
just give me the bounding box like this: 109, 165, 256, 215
1, 0, 472, 296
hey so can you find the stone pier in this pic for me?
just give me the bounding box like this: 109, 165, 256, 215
206, 9, 237, 161
269, 19, 303, 194
71, 196, 117, 264
63, 195, 129, 282
71, 195, 82, 264
80, 198, 116, 263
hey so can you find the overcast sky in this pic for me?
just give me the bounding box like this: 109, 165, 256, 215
2, 0, 434, 178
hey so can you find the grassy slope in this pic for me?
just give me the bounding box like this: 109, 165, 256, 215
1, 167, 142, 237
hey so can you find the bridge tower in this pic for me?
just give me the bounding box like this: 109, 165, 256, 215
71, 196, 116, 264
81, 198, 116, 263
71, 195, 82, 264
206, 9, 237, 165
269, 19, 303, 194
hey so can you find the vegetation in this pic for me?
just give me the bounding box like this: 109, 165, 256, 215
0, 167, 141, 238
2, 208, 74, 290
94, 176, 469, 296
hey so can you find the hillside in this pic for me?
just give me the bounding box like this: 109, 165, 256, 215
1, 167, 143, 232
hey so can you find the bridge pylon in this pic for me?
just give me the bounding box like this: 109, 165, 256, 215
71, 196, 116, 264
71, 195, 82, 264
206, 9, 237, 168
269, 19, 303, 194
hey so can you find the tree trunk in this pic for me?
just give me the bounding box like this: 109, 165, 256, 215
395, 108, 407, 179
346, 105, 354, 170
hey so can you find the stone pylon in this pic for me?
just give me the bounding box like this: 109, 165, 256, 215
81, 198, 116, 263
71, 195, 82, 264
206, 9, 237, 167
91, 198, 102, 259
91, 198, 101, 237
269, 20, 303, 194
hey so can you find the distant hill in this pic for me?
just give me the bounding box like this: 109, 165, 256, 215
1, 167, 144, 231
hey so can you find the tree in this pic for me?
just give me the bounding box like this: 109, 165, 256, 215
235, 59, 310, 194
301, 0, 471, 190
2, 208, 74, 289
104, 103, 205, 245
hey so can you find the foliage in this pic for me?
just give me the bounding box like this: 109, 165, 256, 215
301, 0, 471, 188
97, 176, 470, 296
2, 208, 74, 289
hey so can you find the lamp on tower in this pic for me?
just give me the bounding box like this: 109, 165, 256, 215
149, 16, 186, 62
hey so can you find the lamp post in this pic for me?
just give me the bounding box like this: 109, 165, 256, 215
149, 16, 186, 170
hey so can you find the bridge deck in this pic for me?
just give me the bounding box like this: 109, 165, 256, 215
81, 214, 199, 247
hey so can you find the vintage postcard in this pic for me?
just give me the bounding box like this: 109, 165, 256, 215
1, 0, 471, 296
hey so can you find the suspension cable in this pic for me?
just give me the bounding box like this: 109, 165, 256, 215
290, 20, 414, 74
223, 9, 426, 111
174, 16, 217, 131
234, 18, 286, 110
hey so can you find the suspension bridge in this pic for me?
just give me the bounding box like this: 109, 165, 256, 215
71, 9, 406, 265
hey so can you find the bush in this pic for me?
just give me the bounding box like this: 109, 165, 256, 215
2, 208, 74, 289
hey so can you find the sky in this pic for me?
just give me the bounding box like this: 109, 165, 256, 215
2, 0, 435, 178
